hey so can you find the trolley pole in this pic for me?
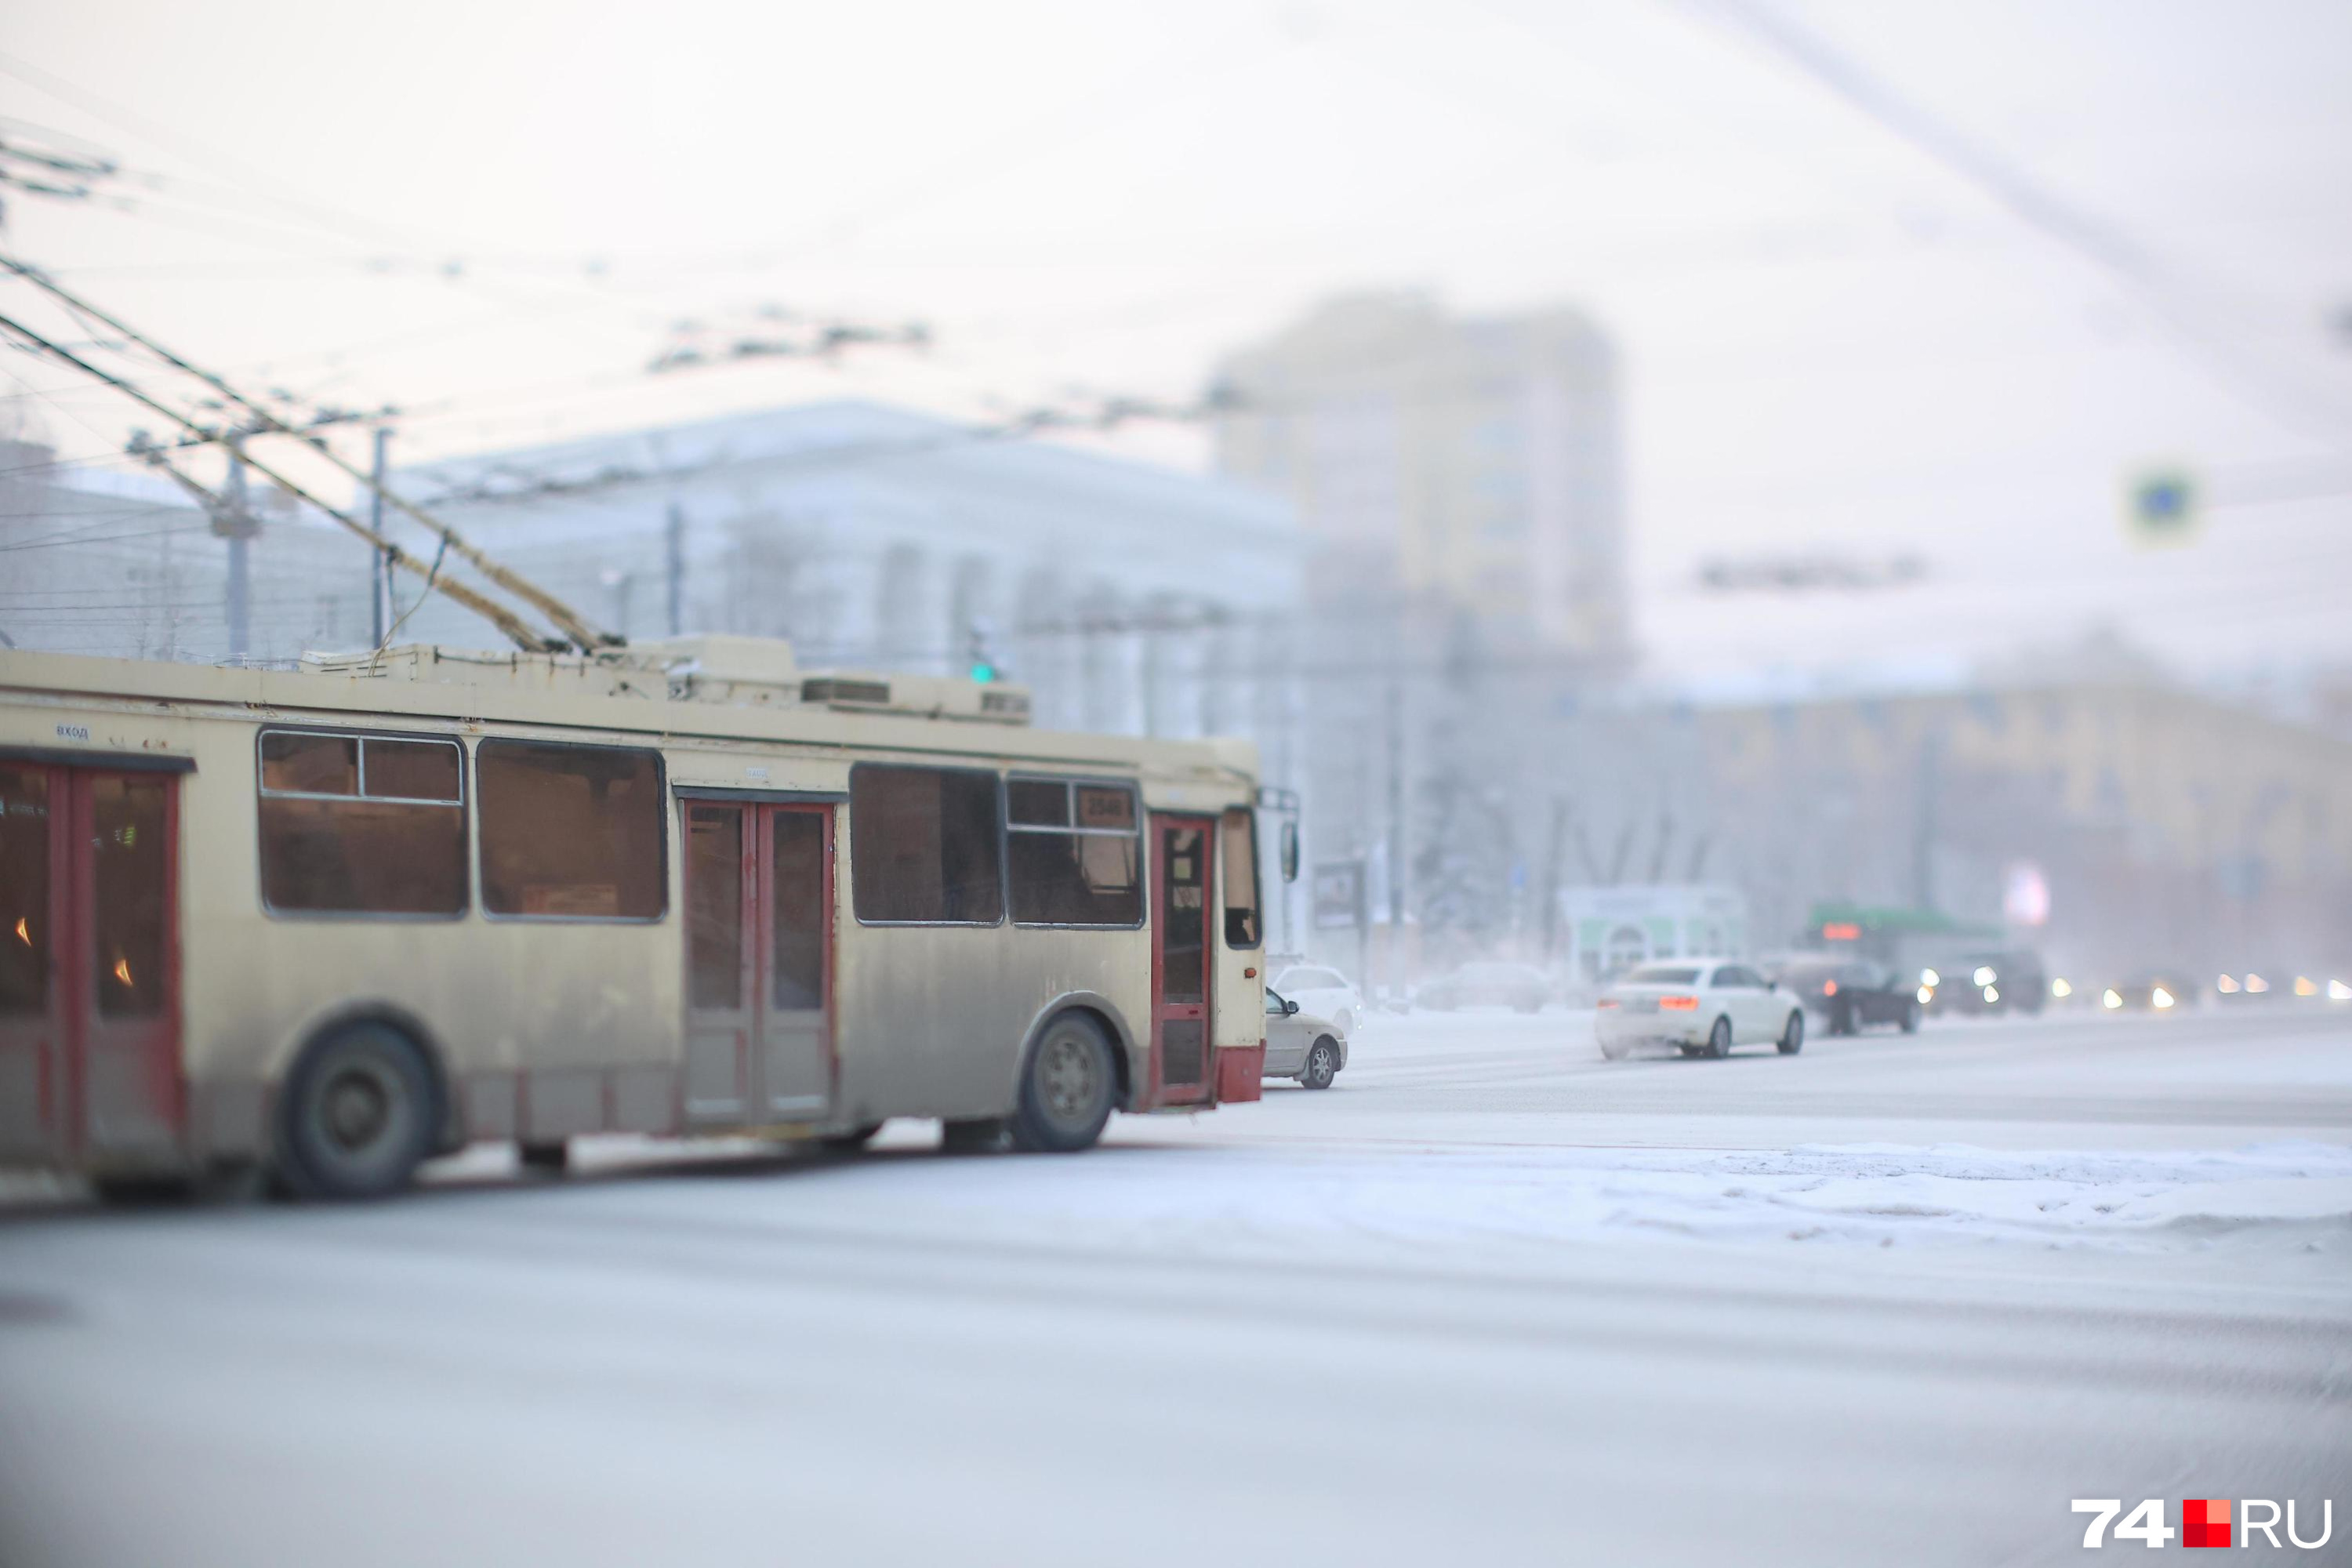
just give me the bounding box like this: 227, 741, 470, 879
368, 426, 393, 647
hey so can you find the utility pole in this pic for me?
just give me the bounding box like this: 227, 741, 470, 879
1139, 623, 1163, 738
664, 500, 684, 636
1384, 674, 1406, 997
1913, 727, 1944, 912
368, 426, 392, 646
216, 448, 259, 661
1539, 797, 1569, 961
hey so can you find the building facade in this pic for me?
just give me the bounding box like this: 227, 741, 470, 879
380, 401, 1305, 749
1211, 290, 1628, 661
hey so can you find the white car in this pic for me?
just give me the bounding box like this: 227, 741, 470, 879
1270, 964, 1364, 1035
1264, 987, 1348, 1090
1595, 959, 1806, 1061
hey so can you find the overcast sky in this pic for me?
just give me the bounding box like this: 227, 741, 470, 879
4, 0, 2348, 683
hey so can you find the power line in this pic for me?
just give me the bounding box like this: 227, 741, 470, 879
1685, 0, 2352, 440
0, 300, 566, 653
1, 256, 619, 650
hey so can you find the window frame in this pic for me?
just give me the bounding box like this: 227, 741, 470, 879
476, 735, 670, 925
847, 761, 1007, 929
1004, 772, 1145, 932
254, 724, 470, 923
1218, 804, 1265, 952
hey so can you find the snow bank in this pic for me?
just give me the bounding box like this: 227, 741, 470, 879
873, 1138, 2352, 1258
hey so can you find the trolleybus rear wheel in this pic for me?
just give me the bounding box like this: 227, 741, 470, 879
277, 1020, 437, 1200
1009, 1012, 1116, 1153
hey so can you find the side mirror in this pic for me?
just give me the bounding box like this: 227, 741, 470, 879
1279, 820, 1300, 884
1284, 998, 1300, 1016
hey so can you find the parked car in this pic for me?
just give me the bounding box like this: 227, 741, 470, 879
1416, 960, 1550, 1013
1595, 959, 1806, 1061
1270, 964, 1364, 1036
1263, 988, 1347, 1089
1767, 956, 1922, 1036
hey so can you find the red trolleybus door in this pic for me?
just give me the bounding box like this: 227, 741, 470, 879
755, 805, 832, 1120
682, 801, 755, 1124
1149, 815, 1214, 1107
71, 771, 182, 1157
682, 800, 835, 1127
0, 763, 67, 1162
0, 764, 183, 1164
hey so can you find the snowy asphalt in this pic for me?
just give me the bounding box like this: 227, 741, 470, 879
1, 1006, 2347, 1567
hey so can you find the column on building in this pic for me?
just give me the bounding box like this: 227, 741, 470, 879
1013, 566, 1071, 729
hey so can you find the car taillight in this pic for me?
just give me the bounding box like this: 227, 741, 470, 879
1596, 998, 1619, 1008
1822, 979, 1838, 996
1659, 995, 1698, 1011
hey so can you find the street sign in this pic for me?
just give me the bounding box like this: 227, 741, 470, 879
2126, 467, 2199, 548
1313, 859, 1366, 930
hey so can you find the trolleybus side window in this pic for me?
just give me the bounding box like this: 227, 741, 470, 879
1219, 806, 1261, 949
1006, 777, 1142, 928
478, 740, 666, 920
257, 729, 466, 916
849, 764, 1003, 926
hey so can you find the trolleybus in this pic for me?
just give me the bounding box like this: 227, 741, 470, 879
0, 634, 1286, 1198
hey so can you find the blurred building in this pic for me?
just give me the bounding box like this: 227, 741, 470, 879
1209, 292, 1629, 982
1541, 673, 2352, 984
1211, 290, 1628, 660
383, 400, 1305, 748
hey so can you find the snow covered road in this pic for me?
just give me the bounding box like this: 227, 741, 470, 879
1, 1007, 2346, 1566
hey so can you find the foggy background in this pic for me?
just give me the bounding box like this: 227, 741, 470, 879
5, 0, 2350, 992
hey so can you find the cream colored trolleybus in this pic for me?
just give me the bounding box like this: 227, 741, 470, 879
0, 636, 1283, 1198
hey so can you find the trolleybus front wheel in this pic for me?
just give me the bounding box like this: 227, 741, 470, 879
277, 1020, 437, 1200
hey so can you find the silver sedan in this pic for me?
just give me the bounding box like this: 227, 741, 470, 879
1263, 988, 1348, 1090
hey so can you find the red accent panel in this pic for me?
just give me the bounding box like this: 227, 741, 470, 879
2183, 1500, 2230, 1550
1214, 1043, 1265, 1103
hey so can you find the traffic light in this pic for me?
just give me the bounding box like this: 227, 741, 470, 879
966, 622, 998, 684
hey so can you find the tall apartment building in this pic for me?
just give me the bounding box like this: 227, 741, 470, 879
1211, 290, 1628, 662
1209, 294, 1629, 974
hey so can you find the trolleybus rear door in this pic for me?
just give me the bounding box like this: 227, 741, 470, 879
682, 802, 754, 1123
1149, 815, 1214, 1106
682, 799, 835, 1127
756, 805, 832, 1118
